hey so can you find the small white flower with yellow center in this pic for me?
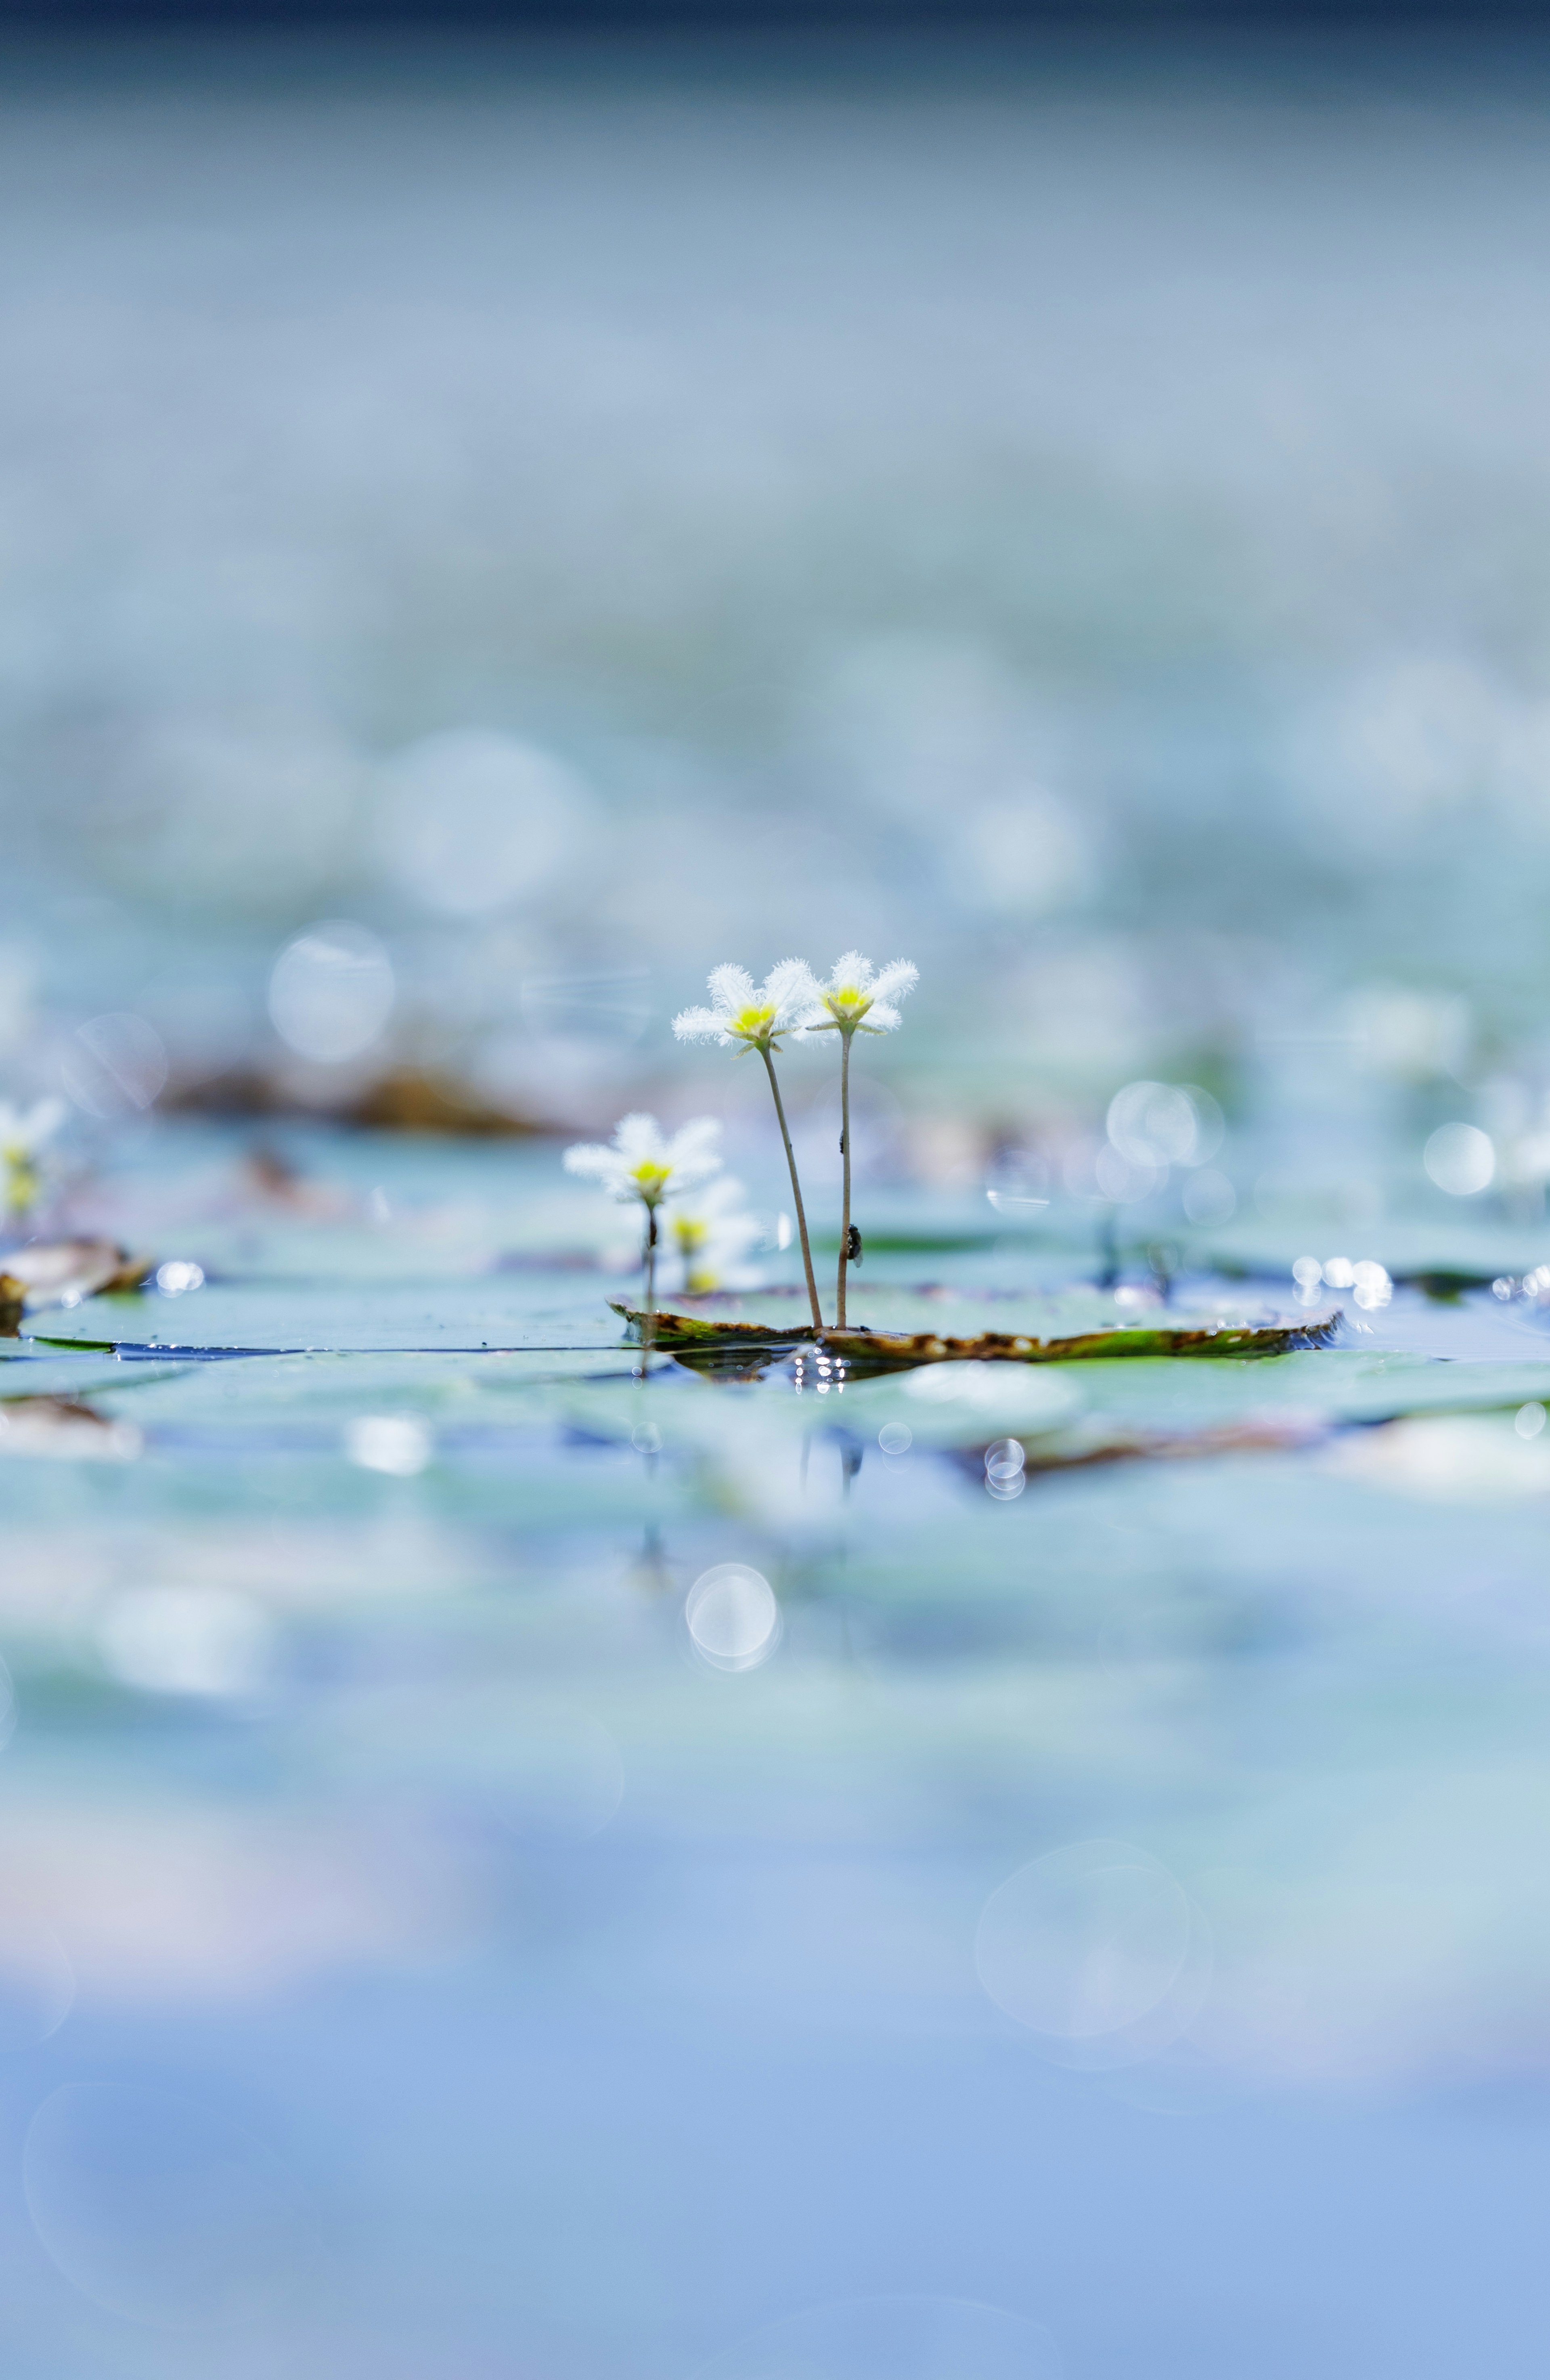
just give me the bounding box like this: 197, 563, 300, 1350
563, 1113, 722, 1357
798, 952, 918, 1039
672, 960, 813, 1056
563, 1112, 722, 1211
0, 1097, 65, 1221
795, 952, 918, 1327
662, 1174, 763, 1295
673, 961, 824, 1330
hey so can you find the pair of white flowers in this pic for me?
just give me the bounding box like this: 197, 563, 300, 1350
677, 951, 917, 1329
564, 952, 917, 1333
672, 951, 917, 1056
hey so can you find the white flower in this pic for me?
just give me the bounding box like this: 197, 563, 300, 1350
672, 960, 815, 1055
563, 1112, 722, 1211
0, 1097, 65, 1217
661, 1174, 764, 1294
798, 952, 918, 1036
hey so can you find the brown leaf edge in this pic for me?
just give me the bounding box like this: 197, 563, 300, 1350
608, 1300, 1341, 1365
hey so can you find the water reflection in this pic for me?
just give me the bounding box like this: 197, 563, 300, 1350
977, 1844, 1217, 2075
98, 1587, 272, 1699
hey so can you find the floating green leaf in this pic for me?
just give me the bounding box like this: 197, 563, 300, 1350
610, 1299, 1340, 1366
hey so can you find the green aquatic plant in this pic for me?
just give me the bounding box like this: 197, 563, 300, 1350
672, 962, 823, 1329
563, 1113, 722, 1363
794, 952, 917, 1327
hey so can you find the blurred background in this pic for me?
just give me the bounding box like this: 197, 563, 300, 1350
10, 13, 1550, 1173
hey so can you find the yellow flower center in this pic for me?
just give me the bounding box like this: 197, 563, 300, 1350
827, 984, 871, 1021
629, 1160, 672, 1201
731, 1003, 777, 1040
3, 1152, 38, 1214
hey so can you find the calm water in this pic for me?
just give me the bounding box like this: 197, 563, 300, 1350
0, 1119, 1546, 2373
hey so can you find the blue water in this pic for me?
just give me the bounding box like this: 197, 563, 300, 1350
0, 1123, 1546, 2372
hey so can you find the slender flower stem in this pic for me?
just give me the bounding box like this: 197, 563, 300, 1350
836, 1029, 852, 1329
640, 1207, 658, 1380
760, 1046, 823, 1332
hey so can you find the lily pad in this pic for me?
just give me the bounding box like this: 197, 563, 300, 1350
611, 1299, 1340, 1366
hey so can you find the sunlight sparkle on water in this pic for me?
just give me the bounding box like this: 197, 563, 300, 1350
155, 1259, 204, 1296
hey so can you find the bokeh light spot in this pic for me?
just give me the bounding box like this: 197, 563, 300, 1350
268, 922, 394, 1064
685, 1564, 779, 1672
1424, 1122, 1495, 1196
377, 730, 593, 917
24, 2083, 306, 2328
976, 1838, 1193, 2039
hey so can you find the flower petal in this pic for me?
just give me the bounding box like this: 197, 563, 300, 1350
764, 958, 820, 1018
672, 1006, 728, 1044
868, 959, 918, 1008
562, 1143, 618, 1181
706, 963, 756, 1017
612, 1112, 668, 1166
664, 1115, 724, 1186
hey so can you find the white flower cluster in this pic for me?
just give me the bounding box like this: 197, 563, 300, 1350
566, 950, 919, 1329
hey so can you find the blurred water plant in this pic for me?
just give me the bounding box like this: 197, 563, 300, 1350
661, 1175, 762, 1295
563, 1113, 721, 1364
673, 963, 823, 1329
0, 1098, 64, 1226
796, 954, 917, 1327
